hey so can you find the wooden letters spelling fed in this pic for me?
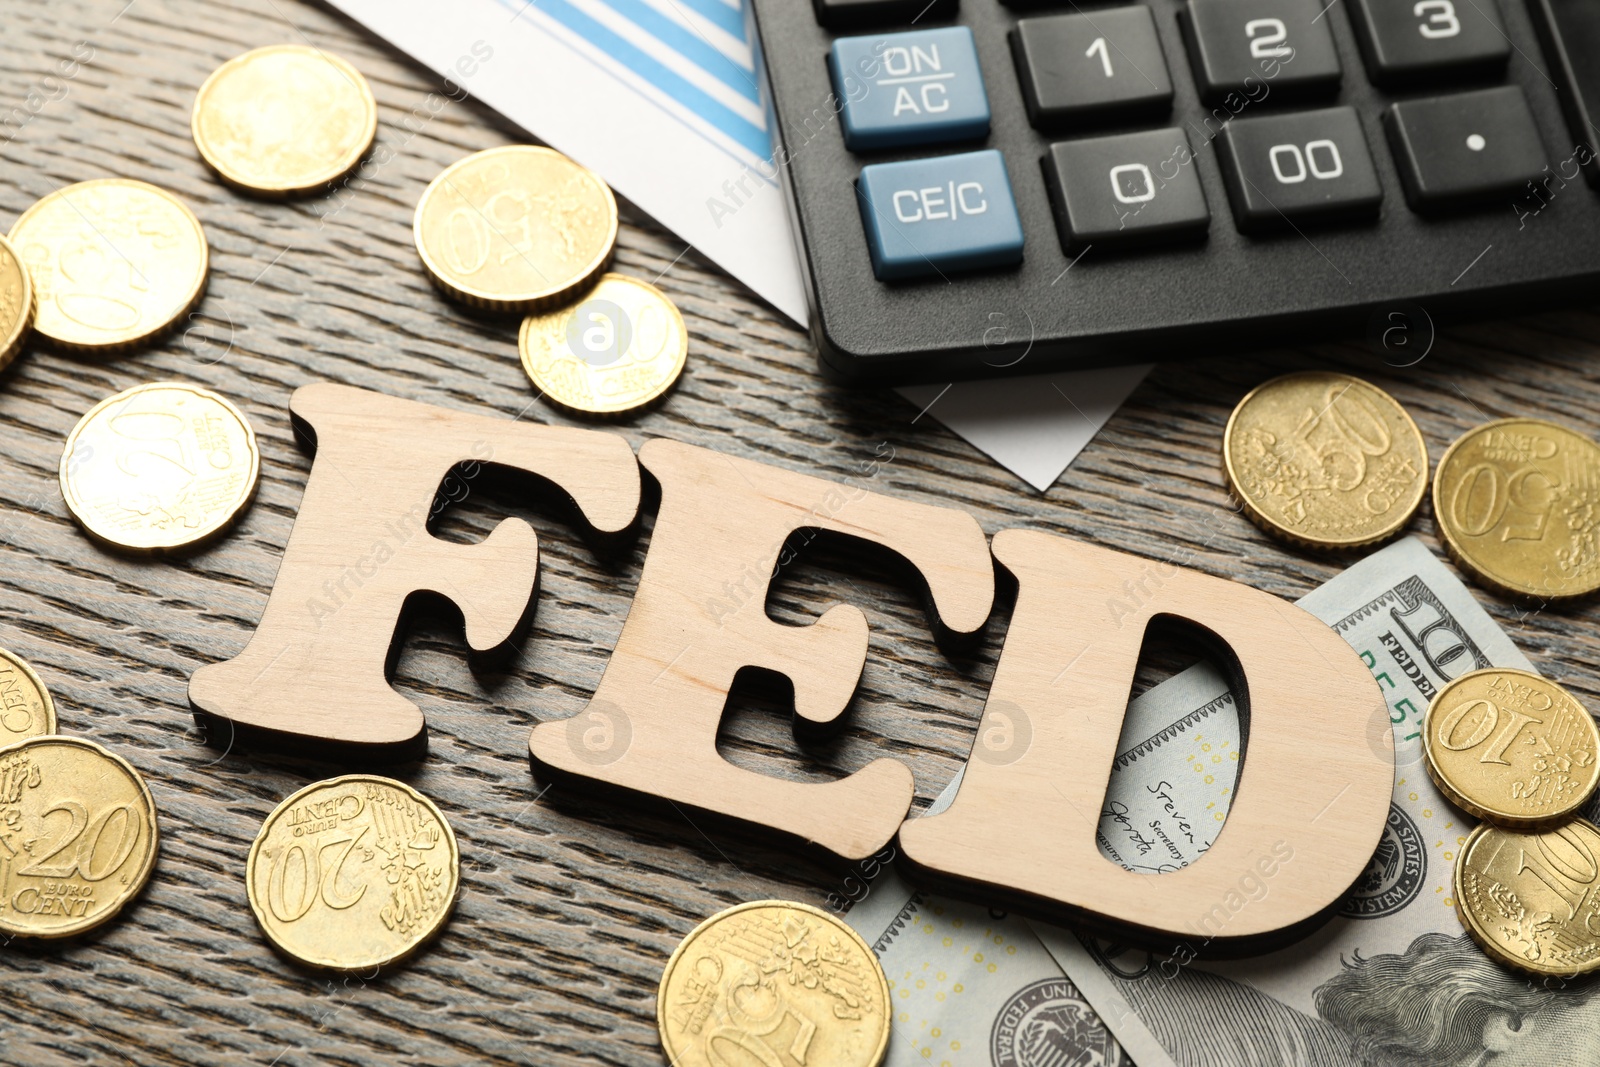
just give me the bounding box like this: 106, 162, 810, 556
190, 384, 1393, 949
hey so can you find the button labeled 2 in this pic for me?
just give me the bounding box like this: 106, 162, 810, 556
857, 150, 1024, 280
1214, 106, 1384, 230
831, 27, 991, 151
1182, 0, 1342, 103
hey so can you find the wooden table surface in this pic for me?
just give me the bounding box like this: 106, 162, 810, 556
4, 1, 1600, 1064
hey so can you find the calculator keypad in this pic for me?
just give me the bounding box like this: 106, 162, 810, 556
1347, 0, 1511, 85
1044, 129, 1210, 249
1011, 8, 1174, 129
1384, 86, 1546, 209
1214, 107, 1384, 230
856, 150, 1025, 280
1181, 0, 1343, 104
832, 27, 991, 150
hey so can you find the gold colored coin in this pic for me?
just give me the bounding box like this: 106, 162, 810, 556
60, 382, 260, 553
1424, 668, 1600, 828
1434, 418, 1600, 599
0, 736, 159, 939
1456, 819, 1600, 976
0, 233, 35, 371
519, 273, 687, 416
413, 145, 617, 312
8, 179, 208, 352
0, 647, 55, 748
1223, 372, 1429, 549
657, 900, 891, 1067
192, 45, 377, 196
247, 775, 459, 972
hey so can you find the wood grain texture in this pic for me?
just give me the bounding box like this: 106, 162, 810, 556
1, 1, 1599, 1064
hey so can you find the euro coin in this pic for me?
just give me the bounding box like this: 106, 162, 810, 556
657, 901, 891, 1067
1456, 819, 1600, 976
0, 647, 55, 748
1223, 372, 1428, 549
60, 382, 260, 553
1424, 668, 1600, 828
519, 273, 687, 416
9, 179, 208, 352
414, 145, 617, 312
247, 775, 459, 972
0, 233, 35, 372
192, 44, 377, 196
0, 736, 159, 940
1434, 418, 1600, 599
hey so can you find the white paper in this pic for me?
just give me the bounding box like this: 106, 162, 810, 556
898, 364, 1152, 491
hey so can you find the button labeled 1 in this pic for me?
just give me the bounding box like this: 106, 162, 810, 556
1214, 106, 1384, 230
1011, 8, 1173, 129
856, 150, 1024, 280
831, 27, 991, 151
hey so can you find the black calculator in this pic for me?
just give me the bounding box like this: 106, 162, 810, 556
748, 0, 1600, 384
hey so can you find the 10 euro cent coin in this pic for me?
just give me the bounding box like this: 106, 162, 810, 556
1223, 372, 1428, 550
658, 900, 891, 1067
1457, 819, 1600, 976
247, 775, 460, 972
0, 736, 160, 939
1424, 668, 1600, 828
519, 272, 687, 416
0, 647, 55, 749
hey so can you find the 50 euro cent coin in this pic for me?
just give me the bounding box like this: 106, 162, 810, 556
1424, 668, 1600, 828
8, 179, 207, 352
414, 145, 616, 312
1434, 417, 1600, 599
247, 775, 459, 972
658, 900, 890, 1067
519, 272, 687, 416
0, 736, 159, 939
1223, 372, 1428, 549
0, 232, 35, 371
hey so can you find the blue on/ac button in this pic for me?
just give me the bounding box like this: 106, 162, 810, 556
857, 150, 1024, 282
831, 27, 991, 151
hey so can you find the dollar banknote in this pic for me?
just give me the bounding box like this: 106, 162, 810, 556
1034, 535, 1600, 1067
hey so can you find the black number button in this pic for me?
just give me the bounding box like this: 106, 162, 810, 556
813, 0, 957, 28
1384, 86, 1546, 210
1043, 128, 1210, 249
1011, 7, 1173, 129
1348, 0, 1510, 85
1182, 0, 1342, 105
1214, 106, 1383, 231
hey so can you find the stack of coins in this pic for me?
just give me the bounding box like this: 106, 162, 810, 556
656, 900, 892, 1067
1421, 669, 1600, 975
0, 647, 160, 941
413, 145, 689, 418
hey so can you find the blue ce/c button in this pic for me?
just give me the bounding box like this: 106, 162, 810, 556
831, 26, 991, 151
856, 150, 1024, 281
